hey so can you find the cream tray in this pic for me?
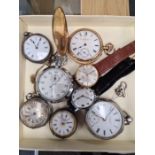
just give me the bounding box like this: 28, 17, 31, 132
19, 15, 135, 153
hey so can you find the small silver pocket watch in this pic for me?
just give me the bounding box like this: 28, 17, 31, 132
49, 109, 77, 138
19, 93, 52, 128
22, 32, 53, 63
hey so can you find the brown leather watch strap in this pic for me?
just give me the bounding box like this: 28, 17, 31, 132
94, 41, 135, 75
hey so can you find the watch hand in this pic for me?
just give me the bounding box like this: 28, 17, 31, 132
105, 108, 114, 120
87, 70, 95, 75
50, 75, 62, 88
65, 122, 72, 124
78, 43, 87, 49
92, 110, 106, 121
30, 39, 37, 48
83, 95, 92, 101
75, 95, 83, 101
36, 38, 41, 48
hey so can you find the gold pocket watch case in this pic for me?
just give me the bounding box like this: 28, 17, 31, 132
68, 28, 113, 64
52, 7, 68, 56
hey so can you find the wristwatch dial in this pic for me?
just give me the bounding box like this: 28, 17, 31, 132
36, 67, 73, 102
86, 100, 124, 139
71, 88, 96, 109
19, 98, 51, 128
75, 65, 99, 87
69, 28, 102, 64
49, 109, 77, 138
23, 33, 52, 63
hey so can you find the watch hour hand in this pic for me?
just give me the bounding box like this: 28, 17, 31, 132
83, 95, 93, 101
78, 43, 87, 49
30, 39, 37, 48
75, 95, 83, 101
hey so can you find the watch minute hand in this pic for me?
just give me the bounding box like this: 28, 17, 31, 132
92, 110, 106, 121
105, 108, 114, 120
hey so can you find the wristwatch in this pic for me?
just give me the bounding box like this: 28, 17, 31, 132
75, 41, 135, 87
92, 57, 135, 95
69, 57, 135, 111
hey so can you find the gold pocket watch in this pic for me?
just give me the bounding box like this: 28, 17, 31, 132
68, 28, 113, 64
19, 93, 52, 128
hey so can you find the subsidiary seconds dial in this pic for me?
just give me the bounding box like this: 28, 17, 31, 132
23, 33, 52, 63
86, 100, 124, 140
69, 28, 103, 64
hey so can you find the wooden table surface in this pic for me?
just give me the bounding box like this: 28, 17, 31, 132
81, 0, 130, 16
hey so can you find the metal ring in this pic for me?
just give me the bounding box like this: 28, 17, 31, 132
103, 43, 115, 55
115, 81, 127, 98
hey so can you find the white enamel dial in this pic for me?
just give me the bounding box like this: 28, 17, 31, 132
69, 29, 102, 63
71, 88, 96, 109
19, 98, 51, 128
86, 100, 124, 139
76, 65, 99, 87
37, 68, 73, 102
49, 110, 77, 138
23, 33, 51, 63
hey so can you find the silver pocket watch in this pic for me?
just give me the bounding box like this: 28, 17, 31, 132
85, 99, 132, 140
22, 32, 53, 63
35, 54, 73, 103
19, 93, 52, 128
49, 109, 77, 138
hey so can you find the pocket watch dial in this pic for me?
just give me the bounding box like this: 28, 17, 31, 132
71, 88, 96, 109
37, 68, 73, 102
49, 110, 77, 138
23, 34, 51, 63
69, 29, 102, 63
76, 65, 99, 87
19, 98, 51, 128
86, 100, 124, 139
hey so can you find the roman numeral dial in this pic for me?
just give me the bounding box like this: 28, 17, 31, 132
23, 33, 52, 63
69, 28, 102, 64
86, 100, 124, 139
49, 110, 77, 138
